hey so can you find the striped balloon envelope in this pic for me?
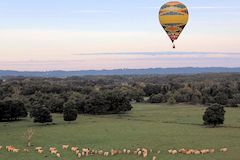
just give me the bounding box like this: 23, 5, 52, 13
159, 1, 189, 48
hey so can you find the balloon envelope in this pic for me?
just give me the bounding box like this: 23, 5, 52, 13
159, 1, 189, 43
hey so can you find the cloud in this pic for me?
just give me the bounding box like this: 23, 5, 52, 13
137, 6, 159, 10
2, 53, 240, 71
190, 6, 240, 9
138, 6, 240, 10
71, 10, 114, 14
73, 52, 240, 58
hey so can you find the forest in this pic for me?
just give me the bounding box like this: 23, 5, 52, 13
1, 73, 240, 122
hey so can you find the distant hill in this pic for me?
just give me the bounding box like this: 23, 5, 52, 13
1, 67, 240, 78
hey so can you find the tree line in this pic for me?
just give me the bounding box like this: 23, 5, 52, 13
0, 73, 239, 123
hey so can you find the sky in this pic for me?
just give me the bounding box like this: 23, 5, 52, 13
0, 0, 240, 71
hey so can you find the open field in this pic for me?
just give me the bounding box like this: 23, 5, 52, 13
0, 103, 240, 160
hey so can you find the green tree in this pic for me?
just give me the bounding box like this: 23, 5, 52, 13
149, 94, 165, 103
67, 92, 86, 114
203, 104, 225, 127
191, 90, 202, 104
215, 92, 228, 105
167, 96, 176, 105
123, 87, 144, 102
0, 99, 27, 121
84, 90, 132, 115
143, 84, 162, 96
31, 105, 52, 123
47, 94, 65, 113
63, 100, 78, 122
232, 94, 240, 105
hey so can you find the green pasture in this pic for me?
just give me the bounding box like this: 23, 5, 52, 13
0, 103, 240, 160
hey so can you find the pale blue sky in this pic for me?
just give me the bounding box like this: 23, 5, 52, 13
0, 0, 240, 71
1, 0, 240, 32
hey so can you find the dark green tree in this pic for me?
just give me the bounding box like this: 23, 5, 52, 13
230, 94, 240, 106
0, 99, 27, 121
203, 103, 225, 127
143, 84, 162, 96
215, 92, 228, 105
31, 105, 52, 123
123, 87, 144, 102
47, 94, 65, 113
63, 100, 78, 122
191, 90, 202, 104
0, 101, 4, 121
149, 94, 165, 103
84, 90, 132, 115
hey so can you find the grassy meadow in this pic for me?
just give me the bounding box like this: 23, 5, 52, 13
0, 103, 240, 160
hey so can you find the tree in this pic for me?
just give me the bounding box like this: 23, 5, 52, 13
149, 94, 165, 103
203, 104, 225, 127
47, 94, 65, 113
143, 84, 162, 96
167, 96, 176, 105
0, 99, 27, 121
215, 92, 228, 105
176, 87, 193, 103
67, 92, 86, 114
191, 90, 202, 104
122, 87, 144, 102
63, 100, 78, 122
24, 128, 34, 147
230, 94, 240, 107
228, 99, 238, 107
84, 90, 132, 115
0, 101, 4, 121
104, 90, 132, 113
31, 105, 52, 123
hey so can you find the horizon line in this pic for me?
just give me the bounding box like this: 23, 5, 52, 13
1, 67, 240, 73
72, 51, 240, 56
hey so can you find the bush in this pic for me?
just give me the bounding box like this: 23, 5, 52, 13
203, 104, 225, 127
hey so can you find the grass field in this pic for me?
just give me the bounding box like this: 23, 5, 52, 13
0, 103, 240, 160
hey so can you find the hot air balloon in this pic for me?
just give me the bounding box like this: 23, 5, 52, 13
159, 1, 189, 48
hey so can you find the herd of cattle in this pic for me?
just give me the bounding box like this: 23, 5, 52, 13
0, 145, 228, 159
